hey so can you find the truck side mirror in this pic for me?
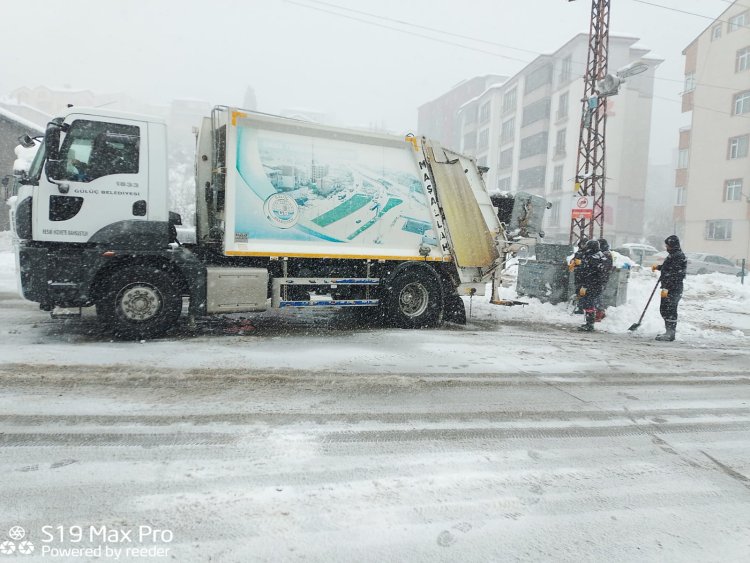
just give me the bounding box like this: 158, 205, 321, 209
44, 122, 61, 161
17, 134, 36, 149
43, 120, 66, 184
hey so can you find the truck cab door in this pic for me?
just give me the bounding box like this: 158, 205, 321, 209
34, 117, 149, 243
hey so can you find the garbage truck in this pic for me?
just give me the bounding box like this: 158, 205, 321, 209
9, 105, 542, 338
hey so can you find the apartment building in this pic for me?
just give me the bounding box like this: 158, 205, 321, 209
451, 34, 660, 245
417, 75, 507, 151
675, 1, 750, 264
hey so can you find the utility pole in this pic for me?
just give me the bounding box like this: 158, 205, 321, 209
569, 0, 611, 245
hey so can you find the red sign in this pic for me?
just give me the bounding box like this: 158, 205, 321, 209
572, 196, 593, 220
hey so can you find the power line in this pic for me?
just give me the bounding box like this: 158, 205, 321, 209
292, 0, 742, 93
284, 0, 532, 64
300, 0, 542, 57
630, 0, 750, 28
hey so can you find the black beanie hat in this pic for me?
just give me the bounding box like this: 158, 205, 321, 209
598, 238, 610, 252
665, 235, 681, 249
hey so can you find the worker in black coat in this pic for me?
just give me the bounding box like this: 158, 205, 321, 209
652, 234, 687, 341
569, 236, 588, 314
577, 239, 607, 331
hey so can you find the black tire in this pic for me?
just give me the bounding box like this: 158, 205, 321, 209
96, 266, 182, 339
443, 293, 467, 325
383, 268, 443, 329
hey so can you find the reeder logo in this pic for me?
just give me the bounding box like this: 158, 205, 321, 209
1, 526, 35, 556
0, 541, 15, 555
17, 541, 34, 555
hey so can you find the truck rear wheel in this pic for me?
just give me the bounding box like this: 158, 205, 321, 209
96, 266, 182, 339
384, 269, 442, 329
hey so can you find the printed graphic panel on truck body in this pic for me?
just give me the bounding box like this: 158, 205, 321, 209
224, 115, 445, 260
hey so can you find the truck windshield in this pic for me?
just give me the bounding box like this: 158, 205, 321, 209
25, 140, 46, 183
59, 120, 140, 182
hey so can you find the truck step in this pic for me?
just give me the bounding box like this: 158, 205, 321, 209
278, 299, 380, 308
50, 307, 83, 319
277, 277, 380, 285
272, 278, 381, 308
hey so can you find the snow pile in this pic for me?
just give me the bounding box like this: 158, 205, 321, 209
168, 148, 196, 226
481, 266, 749, 340
13, 142, 39, 173
610, 250, 638, 269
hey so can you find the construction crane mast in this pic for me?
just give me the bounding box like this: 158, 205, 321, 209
569, 0, 611, 244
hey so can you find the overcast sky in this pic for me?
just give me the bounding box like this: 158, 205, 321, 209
1, 0, 736, 163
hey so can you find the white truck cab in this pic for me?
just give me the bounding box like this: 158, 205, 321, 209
22, 108, 170, 245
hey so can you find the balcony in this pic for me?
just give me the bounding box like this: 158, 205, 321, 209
675, 168, 688, 187
681, 91, 694, 113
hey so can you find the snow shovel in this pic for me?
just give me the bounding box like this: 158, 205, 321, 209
628, 276, 661, 331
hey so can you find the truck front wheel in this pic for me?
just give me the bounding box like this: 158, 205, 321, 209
384, 269, 442, 329
96, 266, 182, 339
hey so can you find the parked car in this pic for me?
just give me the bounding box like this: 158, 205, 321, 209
685, 253, 743, 276
649, 251, 742, 276
612, 243, 659, 265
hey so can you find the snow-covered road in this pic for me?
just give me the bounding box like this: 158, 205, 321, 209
1, 365, 749, 562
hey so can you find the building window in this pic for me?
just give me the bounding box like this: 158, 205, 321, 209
559, 55, 573, 84
521, 98, 551, 127
479, 101, 491, 124
478, 128, 489, 150
728, 135, 749, 159
683, 73, 696, 93
705, 219, 732, 240
549, 200, 560, 225
677, 148, 689, 169
463, 131, 476, 151
499, 148, 513, 169
500, 118, 515, 143
712, 24, 722, 40
502, 88, 517, 115
725, 179, 743, 201
464, 106, 477, 125
734, 91, 750, 114
518, 166, 546, 191
729, 11, 748, 33
552, 165, 563, 192
737, 47, 750, 72
557, 92, 569, 119
497, 176, 511, 191
525, 63, 553, 95
555, 129, 566, 156
676, 186, 686, 206
519, 131, 549, 159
